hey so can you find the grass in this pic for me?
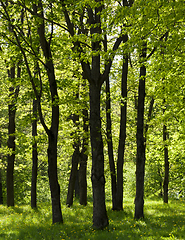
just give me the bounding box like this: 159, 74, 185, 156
0, 197, 185, 240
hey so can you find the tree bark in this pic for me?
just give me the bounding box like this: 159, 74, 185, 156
79, 108, 88, 206
66, 139, 80, 207
105, 75, 117, 209
135, 43, 147, 219
90, 83, 108, 229
32, 1, 63, 224
7, 66, 19, 207
31, 98, 38, 209
163, 121, 169, 203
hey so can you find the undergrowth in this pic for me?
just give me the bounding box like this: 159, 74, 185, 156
0, 197, 185, 239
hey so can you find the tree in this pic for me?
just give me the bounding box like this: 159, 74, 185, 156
6, 64, 20, 207
66, 112, 81, 207
61, 0, 127, 228
31, 98, 38, 209
0, 0, 63, 223
134, 42, 147, 219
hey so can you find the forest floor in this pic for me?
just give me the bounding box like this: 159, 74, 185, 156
0, 197, 185, 239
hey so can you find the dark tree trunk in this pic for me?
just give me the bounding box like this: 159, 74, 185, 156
135, 43, 147, 219
115, 54, 128, 211
90, 83, 108, 229
66, 140, 80, 207
163, 124, 169, 203
145, 98, 154, 136
44, 57, 63, 224
62, 0, 124, 229
48, 132, 63, 223
104, 31, 128, 210
7, 66, 19, 207
33, 2, 63, 224
103, 33, 117, 210
31, 98, 38, 209
79, 108, 88, 206
105, 75, 117, 209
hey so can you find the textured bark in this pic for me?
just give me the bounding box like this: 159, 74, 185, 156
88, 3, 108, 229
163, 123, 169, 203
7, 66, 19, 207
31, 99, 38, 209
90, 83, 108, 229
135, 43, 147, 219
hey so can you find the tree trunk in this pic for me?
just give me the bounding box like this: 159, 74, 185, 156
90, 83, 109, 229
7, 66, 19, 207
135, 43, 147, 219
31, 98, 38, 209
105, 75, 117, 209
34, 2, 63, 223
48, 132, 63, 223
79, 108, 88, 206
163, 124, 169, 203
66, 141, 80, 207
115, 54, 128, 210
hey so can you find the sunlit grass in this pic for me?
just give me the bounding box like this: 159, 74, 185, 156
0, 197, 185, 239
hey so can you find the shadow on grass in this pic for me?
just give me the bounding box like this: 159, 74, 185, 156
0, 199, 185, 239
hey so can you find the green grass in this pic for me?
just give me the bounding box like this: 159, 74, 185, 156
0, 198, 185, 239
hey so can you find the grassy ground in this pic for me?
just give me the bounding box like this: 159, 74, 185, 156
0, 197, 185, 240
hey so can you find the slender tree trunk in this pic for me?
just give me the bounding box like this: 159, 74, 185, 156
161, 33, 169, 204
90, 83, 108, 229
135, 43, 147, 219
79, 108, 88, 206
33, 2, 63, 223
115, 54, 128, 210
7, 66, 19, 207
66, 140, 80, 207
103, 33, 117, 209
105, 75, 117, 209
31, 98, 38, 209
163, 122, 169, 203
104, 32, 128, 210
